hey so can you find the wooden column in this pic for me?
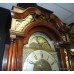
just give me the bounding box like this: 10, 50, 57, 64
7, 39, 17, 71
59, 47, 69, 70
17, 38, 23, 71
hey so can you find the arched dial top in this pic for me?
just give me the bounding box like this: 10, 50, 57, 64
23, 32, 59, 71
28, 32, 56, 51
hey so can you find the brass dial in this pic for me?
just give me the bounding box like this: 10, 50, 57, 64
22, 32, 59, 71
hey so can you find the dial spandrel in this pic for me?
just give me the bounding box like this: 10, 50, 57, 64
11, 14, 34, 33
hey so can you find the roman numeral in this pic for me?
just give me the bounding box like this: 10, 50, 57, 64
47, 56, 49, 60
51, 60, 57, 66
27, 59, 35, 64
34, 54, 38, 60
40, 51, 43, 58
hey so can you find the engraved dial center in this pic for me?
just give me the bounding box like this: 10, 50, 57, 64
33, 59, 52, 71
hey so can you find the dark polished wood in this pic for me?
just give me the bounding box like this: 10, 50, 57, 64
11, 7, 42, 19
2, 44, 9, 71
50, 14, 70, 33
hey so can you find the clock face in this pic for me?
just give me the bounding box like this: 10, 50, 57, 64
23, 50, 59, 71
22, 32, 59, 71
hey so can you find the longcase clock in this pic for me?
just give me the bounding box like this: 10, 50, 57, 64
2, 6, 71, 71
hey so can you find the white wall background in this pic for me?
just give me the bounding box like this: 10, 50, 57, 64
0, 3, 17, 10
0, 3, 74, 25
